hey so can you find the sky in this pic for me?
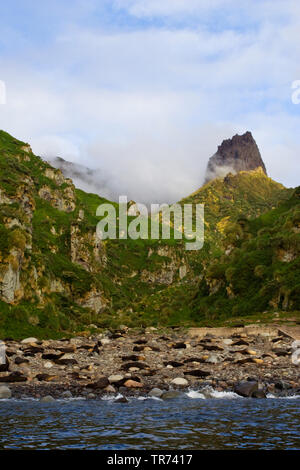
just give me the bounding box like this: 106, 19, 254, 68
0, 0, 299, 203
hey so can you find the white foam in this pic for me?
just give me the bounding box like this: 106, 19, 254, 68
185, 390, 206, 399
267, 394, 300, 400
186, 388, 240, 399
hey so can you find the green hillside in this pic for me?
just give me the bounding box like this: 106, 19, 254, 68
0, 130, 298, 338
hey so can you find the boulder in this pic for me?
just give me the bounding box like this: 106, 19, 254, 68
21, 337, 38, 344
87, 376, 109, 389
161, 391, 182, 400
184, 369, 210, 378
171, 377, 188, 387
234, 381, 258, 398
0, 371, 27, 383
114, 396, 128, 403
148, 388, 164, 398
124, 379, 143, 389
0, 385, 12, 399
108, 374, 124, 384
40, 395, 55, 403
15, 357, 29, 365
252, 390, 267, 399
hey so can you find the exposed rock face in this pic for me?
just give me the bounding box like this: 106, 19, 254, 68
205, 131, 267, 184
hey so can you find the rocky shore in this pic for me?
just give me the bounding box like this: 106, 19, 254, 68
0, 327, 299, 402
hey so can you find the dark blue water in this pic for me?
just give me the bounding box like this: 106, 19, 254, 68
0, 394, 299, 450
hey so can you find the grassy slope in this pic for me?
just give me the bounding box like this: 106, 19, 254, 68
0, 130, 298, 337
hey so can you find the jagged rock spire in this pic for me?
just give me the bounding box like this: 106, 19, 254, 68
204, 131, 267, 184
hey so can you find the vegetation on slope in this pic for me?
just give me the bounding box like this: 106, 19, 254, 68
0, 130, 298, 338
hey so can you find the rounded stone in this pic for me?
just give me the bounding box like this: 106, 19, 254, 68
21, 337, 38, 344
40, 395, 55, 403
0, 385, 12, 399
171, 377, 188, 387
161, 391, 182, 400
148, 388, 164, 398
108, 374, 124, 384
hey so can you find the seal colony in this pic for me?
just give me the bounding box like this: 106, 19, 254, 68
0, 326, 299, 402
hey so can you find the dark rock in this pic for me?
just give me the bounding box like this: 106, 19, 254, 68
121, 355, 140, 362
15, 357, 29, 365
0, 358, 9, 372
0, 371, 27, 383
35, 374, 57, 382
134, 339, 148, 345
252, 390, 267, 399
114, 396, 128, 403
232, 339, 249, 346
173, 342, 187, 349
204, 131, 267, 184
202, 344, 224, 352
55, 355, 78, 365
87, 376, 109, 390
23, 346, 44, 356
42, 352, 64, 361
184, 369, 211, 378
133, 345, 145, 352
272, 348, 290, 357
234, 381, 258, 398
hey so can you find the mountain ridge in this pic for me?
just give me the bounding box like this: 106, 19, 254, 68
0, 129, 298, 338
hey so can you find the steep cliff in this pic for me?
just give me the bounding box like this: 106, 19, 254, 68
0, 130, 298, 338
205, 131, 267, 183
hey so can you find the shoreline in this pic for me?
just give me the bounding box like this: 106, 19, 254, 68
1, 326, 299, 401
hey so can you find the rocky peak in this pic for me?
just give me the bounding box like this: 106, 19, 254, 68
204, 131, 267, 184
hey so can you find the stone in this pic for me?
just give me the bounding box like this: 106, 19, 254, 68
61, 390, 73, 398
0, 371, 27, 383
122, 361, 148, 371
0, 358, 9, 372
234, 381, 258, 398
164, 361, 184, 368
100, 338, 111, 346
44, 361, 54, 369
21, 337, 38, 344
124, 379, 143, 388
148, 388, 164, 398
40, 395, 55, 403
105, 385, 116, 393
171, 377, 188, 386
173, 342, 187, 349
0, 385, 12, 399
35, 374, 57, 382
184, 369, 210, 378
252, 390, 267, 399
114, 396, 128, 403
223, 339, 233, 346
206, 354, 222, 364
161, 391, 182, 400
251, 358, 264, 364
14, 357, 29, 365
108, 374, 124, 384
204, 131, 267, 184
55, 354, 78, 365
87, 376, 109, 389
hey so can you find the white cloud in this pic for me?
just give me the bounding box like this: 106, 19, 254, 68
0, 1, 299, 203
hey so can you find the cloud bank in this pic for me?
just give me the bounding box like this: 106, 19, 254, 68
0, 0, 299, 203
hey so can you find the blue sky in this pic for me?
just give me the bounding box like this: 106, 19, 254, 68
0, 0, 299, 202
